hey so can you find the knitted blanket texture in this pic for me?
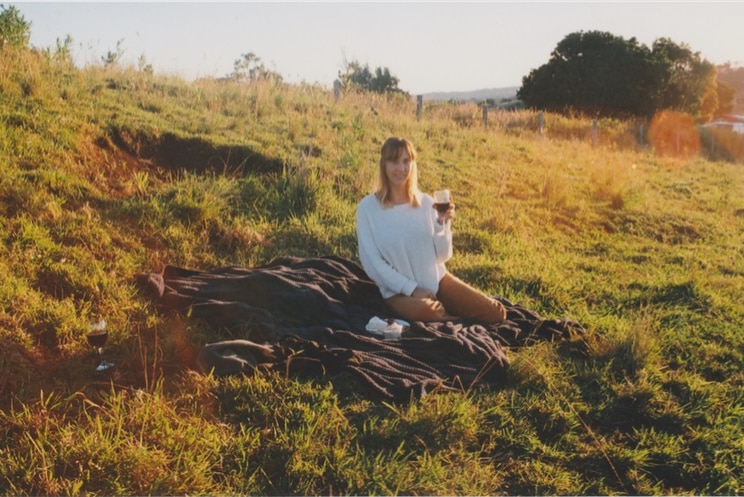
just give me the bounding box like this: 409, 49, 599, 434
140, 255, 584, 401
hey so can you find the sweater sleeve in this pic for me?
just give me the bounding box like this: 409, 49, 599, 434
356, 199, 419, 297
433, 224, 453, 263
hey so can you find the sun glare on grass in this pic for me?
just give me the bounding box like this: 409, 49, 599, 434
648, 110, 700, 160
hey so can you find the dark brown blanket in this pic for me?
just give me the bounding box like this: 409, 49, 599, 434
140, 255, 584, 401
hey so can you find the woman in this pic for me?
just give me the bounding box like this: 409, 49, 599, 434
356, 137, 506, 324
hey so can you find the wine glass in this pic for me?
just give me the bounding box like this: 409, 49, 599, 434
433, 189, 451, 214
87, 319, 114, 372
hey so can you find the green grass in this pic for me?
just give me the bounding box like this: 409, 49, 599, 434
1, 44, 743, 495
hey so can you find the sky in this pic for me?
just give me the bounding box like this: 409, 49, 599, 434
9, 1, 744, 95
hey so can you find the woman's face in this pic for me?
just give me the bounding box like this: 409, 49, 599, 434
384, 149, 412, 189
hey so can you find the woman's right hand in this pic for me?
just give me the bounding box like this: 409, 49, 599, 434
434, 202, 456, 225
412, 287, 436, 300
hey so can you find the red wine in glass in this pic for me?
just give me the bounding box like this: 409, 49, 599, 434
434, 189, 451, 214
86, 330, 108, 348
86, 320, 114, 372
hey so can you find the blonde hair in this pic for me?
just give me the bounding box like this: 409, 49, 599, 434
376, 137, 421, 207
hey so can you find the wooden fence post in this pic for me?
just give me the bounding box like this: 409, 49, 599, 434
538, 112, 545, 135
416, 95, 423, 119
592, 119, 598, 146
333, 80, 341, 102
482, 105, 488, 127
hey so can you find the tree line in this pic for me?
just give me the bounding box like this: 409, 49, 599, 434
1, 5, 737, 122
517, 30, 734, 122
335, 31, 737, 123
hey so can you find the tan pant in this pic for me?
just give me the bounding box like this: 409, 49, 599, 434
385, 273, 506, 324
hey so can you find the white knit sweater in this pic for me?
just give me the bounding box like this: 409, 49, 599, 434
356, 193, 453, 299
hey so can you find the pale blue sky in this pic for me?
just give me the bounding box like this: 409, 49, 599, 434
10, 1, 744, 94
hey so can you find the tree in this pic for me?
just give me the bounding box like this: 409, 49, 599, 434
716, 63, 743, 115
0, 4, 31, 48
518, 31, 658, 118
338, 59, 406, 95
698, 69, 719, 123
717, 64, 744, 94
518, 30, 718, 120
650, 37, 716, 118
715, 80, 736, 116
231, 52, 282, 83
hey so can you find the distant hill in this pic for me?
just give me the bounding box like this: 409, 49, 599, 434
421, 86, 519, 102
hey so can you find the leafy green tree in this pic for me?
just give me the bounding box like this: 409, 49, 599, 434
338, 59, 406, 95
231, 52, 282, 83
518, 31, 656, 117
339, 60, 372, 89
697, 69, 719, 123
518, 30, 717, 120
715, 79, 735, 116
0, 4, 31, 48
651, 37, 716, 118
717, 63, 744, 114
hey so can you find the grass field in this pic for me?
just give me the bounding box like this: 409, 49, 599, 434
1, 45, 743, 495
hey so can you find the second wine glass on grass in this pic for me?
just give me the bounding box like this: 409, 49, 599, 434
86, 319, 114, 372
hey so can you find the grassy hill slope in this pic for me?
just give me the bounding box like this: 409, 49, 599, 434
1, 45, 743, 495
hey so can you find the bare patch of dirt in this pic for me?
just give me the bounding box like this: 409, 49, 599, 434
76, 126, 285, 200
107, 127, 284, 176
